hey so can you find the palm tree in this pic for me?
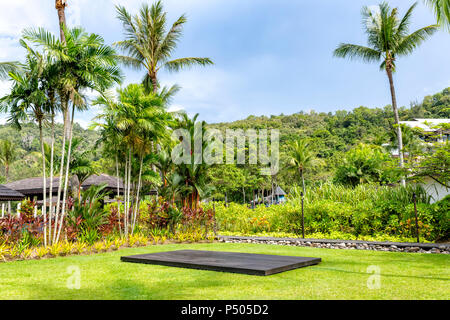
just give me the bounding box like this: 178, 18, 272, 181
425, 0, 450, 30
94, 84, 170, 235
24, 27, 123, 243
286, 139, 318, 194
171, 112, 215, 208
0, 140, 18, 182
0, 43, 63, 246
334, 2, 438, 187
115, 0, 213, 93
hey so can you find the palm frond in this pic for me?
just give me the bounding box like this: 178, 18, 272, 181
425, 0, 450, 31
163, 57, 214, 72
0, 62, 20, 80
395, 25, 439, 56
333, 44, 381, 63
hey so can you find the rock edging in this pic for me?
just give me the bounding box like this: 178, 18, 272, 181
217, 235, 449, 254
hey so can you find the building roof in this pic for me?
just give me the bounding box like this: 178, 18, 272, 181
400, 119, 450, 132
82, 174, 124, 190
0, 184, 25, 201
4, 174, 124, 196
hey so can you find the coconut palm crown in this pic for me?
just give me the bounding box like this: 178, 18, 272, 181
333, 1, 438, 186
115, 0, 213, 93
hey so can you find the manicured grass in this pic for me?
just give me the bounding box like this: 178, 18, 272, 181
0, 243, 448, 300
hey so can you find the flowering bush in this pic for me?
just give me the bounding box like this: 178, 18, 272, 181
0, 199, 43, 246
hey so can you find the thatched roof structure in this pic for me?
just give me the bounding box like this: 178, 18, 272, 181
0, 184, 25, 201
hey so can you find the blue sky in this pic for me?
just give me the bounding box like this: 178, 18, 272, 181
0, 0, 449, 127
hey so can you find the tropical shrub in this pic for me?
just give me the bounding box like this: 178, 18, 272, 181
0, 199, 43, 245
209, 183, 449, 241
65, 185, 111, 244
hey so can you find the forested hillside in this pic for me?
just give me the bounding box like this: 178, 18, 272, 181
1, 87, 449, 193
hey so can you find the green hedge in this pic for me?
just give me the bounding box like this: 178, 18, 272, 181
208, 184, 449, 242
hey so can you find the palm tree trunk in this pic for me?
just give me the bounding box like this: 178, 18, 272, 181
115, 153, 122, 236
126, 149, 132, 236
53, 102, 68, 243
56, 103, 75, 242
300, 168, 305, 195
150, 72, 158, 94
386, 67, 406, 187
39, 121, 47, 247
55, 0, 67, 43
132, 154, 144, 233
123, 154, 128, 236
48, 112, 55, 246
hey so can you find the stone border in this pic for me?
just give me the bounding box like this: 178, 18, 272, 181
218, 235, 449, 254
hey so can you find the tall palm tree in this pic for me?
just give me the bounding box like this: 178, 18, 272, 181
0, 44, 55, 246
334, 2, 438, 187
0, 140, 18, 182
24, 27, 123, 243
115, 0, 213, 93
425, 0, 450, 30
286, 139, 318, 194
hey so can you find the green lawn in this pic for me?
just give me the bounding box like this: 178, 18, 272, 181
1, 243, 449, 300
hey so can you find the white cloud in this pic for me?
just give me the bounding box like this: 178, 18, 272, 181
0, 0, 55, 63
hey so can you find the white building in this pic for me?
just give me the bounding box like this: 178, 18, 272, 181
400, 119, 450, 203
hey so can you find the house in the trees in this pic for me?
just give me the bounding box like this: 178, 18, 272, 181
388, 118, 450, 203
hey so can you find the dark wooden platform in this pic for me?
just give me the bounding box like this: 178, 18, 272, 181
121, 250, 321, 276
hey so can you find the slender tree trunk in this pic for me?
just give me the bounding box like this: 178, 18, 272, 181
115, 154, 121, 236
56, 104, 75, 242
126, 149, 132, 236
39, 121, 47, 247
132, 154, 144, 233
123, 154, 128, 236
55, 0, 67, 43
242, 187, 246, 204
48, 112, 55, 246
53, 102, 68, 243
300, 168, 305, 195
271, 177, 274, 205
386, 67, 406, 187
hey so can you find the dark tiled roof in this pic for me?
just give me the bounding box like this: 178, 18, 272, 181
0, 184, 25, 201
83, 174, 124, 189
4, 174, 124, 195
4, 177, 60, 194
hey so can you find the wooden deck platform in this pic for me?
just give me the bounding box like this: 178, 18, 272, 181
121, 250, 321, 276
